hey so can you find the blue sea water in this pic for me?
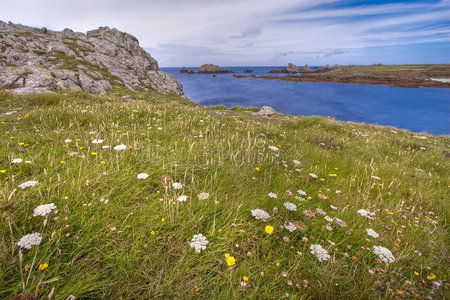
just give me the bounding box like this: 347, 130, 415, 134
161, 66, 450, 135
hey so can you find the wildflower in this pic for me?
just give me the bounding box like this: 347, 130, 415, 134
33, 203, 57, 217
18, 180, 38, 189
310, 244, 330, 262
265, 225, 274, 234
243, 276, 249, 282
318, 193, 328, 200
64, 139, 72, 143
334, 218, 347, 227
283, 202, 297, 211
255, 167, 260, 171
60, 160, 65, 164
12, 158, 23, 164
39, 263, 48, 271
372, 246, 395, 264
17, 233, 42, 249
102, 145, 110, 149
225, 254, 236, 266
316, 208, 327, 216
357, 209, 375, 219
151, 231, 156, 235
177, 195, 188, 202
137, 173, 149, 179
172, 182, 182, 189
293, 160, 301, 165
92, 139, 104, 144
366, 228, 379, 238
268, 192, 277, 198
284, 221, 297, 232
371, 176, 381, 180
328, 174, 337, 177
303, 209, 315, 219
397, 290, 403, 295
297, 189, 307, 196
268, 145, 279, 151
197, 192, 210, 200
309, 173, 318, 178
251, 209, 270, 222
113, 144, 127, 151
190, 234, 209, 253
302, 237, 308, 243
427, 274, 436, 280
0, 170, 6, 173
324, 216, 334, 222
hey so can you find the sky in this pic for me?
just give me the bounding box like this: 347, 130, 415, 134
1, 0, 449, 67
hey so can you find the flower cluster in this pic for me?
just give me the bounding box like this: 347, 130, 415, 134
113, 144, 127, 151
197, 192, 210, 200
310, 244, 330, 262
283, 202, 297, 211
366, 228, 379, 238
33, 203, 57, 217
18, 180, 39, 189
190, 234, 209, 253
137, 173, 149, 179
251, 209, 270, 222
284, 221, 297, 232
373, 246, 395, 263
17, 233, 42, 249
357, 209, 375, 219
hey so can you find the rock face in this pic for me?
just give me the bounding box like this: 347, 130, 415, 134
180, 67, 194, 74
198, 64, 232, 74
256, 106, 277, 116
0, 21, 183, 95
280, 63, 313, 74
269, 68, 282, 73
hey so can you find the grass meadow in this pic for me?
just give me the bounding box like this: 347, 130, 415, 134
0, 90, 448, 299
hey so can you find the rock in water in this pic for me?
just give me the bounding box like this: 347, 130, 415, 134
0, 21, 183, 95
198, 64, 232, 74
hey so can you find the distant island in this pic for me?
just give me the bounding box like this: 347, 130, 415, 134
181, 64, 233, 74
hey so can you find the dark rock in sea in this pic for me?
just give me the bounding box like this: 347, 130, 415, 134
180, 67, 195, 74
269, 68, 282, 73
244, 68, 253, 73
299, 65, 313, 73
198, 64, 233, 74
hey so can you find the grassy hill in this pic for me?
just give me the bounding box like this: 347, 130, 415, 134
0, 90, 448, 299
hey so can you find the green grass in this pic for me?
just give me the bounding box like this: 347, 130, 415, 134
0, 90, 448, 299
329, 64, 450, 78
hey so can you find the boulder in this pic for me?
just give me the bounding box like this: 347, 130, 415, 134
244, 68, 253, 73
269, 68, 282, 73
256, 106, 277, 116
283, 63, 301, 74
198, 64, 232, 74
180, 67, 195, 74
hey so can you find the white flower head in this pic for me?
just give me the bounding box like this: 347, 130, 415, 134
251, 209, 270, 222
64, 139, 72, 143
268, 145, 279, 151
33, 203, 57, 217
17, 233, 42, 249
102, 145, 110, 149
137, 173, 149, 179
373, 246, 395, 263
309, 173, 318, 179
268, 192, 277, 199
177, 195, 188, 202
284, 221, 297, 232
310, 244, 330, 262
172, 182, 182, 190
292, 160, 301, 165
366, 228, 379, 238
371, 176, 381, 180
190, 234, 209, 253
357, 209, 375, 219
197, 192, 210, 200
330, 205, 338, 210
92, 139, 104, 144
18, 180, 39, 189
12, 158, 23, 164
326, 225, 333, 231
113, 144, 127, 151
284, 202, 297, 211
324, 216, 333, 222
297, 189, 307, 196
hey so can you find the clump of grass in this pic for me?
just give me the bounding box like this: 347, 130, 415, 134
0, 90, 448, 299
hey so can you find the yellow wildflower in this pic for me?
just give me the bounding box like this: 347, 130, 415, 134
91, 152, 98, 156
100, 161, 105, 164
226, 255, 236, 266
0, 170, 6, 174
414, 271, 419, 276
243, 276, 249, 282
397, 290, 403, 295
60, 161, 65, 164
39, 264, 48, 271
427, 274, 436, 280
328, 174, 337, 177
150, 231, 156, 235
265, 225, 274, 234
255, 167, 260, 171
161, 218, 165, 223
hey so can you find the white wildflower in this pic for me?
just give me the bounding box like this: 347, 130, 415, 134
284, 202, 297, 211
268, 145, 279, 151
366, 228, 379, 238
17, 233, 42, 249
137, 173, 149, 179
172, 182, 182, 189
326, 225, 333, 231
64, 139, 72, 143
102, 145, 110, 149
284, 221, 297, 232
251, 209, 270, 222
309, 173, 318, 178
297, 189, 307, 196
357, 209, 375, 219
177, 195, 188, 202
12, 158, 23, 164
33, 203, 57, 217
324, 216, 333, 222
292, 160, 301, 165
25, 161, 32, 164
268, 192, 277, 198
310, 244, 330, 262
371, 176, 381, 180
197, 192, 210, 200
113, 144, 127, 151
316, 208, 327, 216
18, 180, 39, 189
295, 196, 305, 201
330, 205, 337, 210
190, 234, 209, 253
92, 139, 104, 144
373, 246, 395, 264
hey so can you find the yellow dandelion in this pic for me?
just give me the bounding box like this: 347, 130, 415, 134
100, 161, 105, 164
226, 256, 236, 266
161, 218, 165, 223
328, 174, 337, 177
0, 170, 6, 174
150, 231, 156, 235
414, 271, 419, 276
60, 161, 65, 164
265, 225, 274, 234
397, 290, 403, 295
91, 152, 98, 156
320, 178, 325, 181
255, 167, 260, 171
243, 276, 249, 282
427, 274, 436, 280
38, 264, 48, 271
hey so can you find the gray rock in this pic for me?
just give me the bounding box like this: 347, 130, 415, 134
256, 106, 277, 116
198, 64, 232, 74
0, 20, 184, 96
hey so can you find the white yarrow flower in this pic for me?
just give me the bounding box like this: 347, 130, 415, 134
268, 145, 279, 151
324, 216, 334, 222
251, 209, 270, 222
284, 202, 297, 211
190, 234, 209, 253
292, 160, 301, 165
137, 173, 149, 179
357, 209, 375, 219
197, 192, 210, 200
113, 144, 127, 151
268, 192, 277, 198
366, 228, 379, 238
310, 244, 330, 262
92, 139, 104, 144
371, 175, 381, 180
177, 195, 188, 202
102, 145, 110, 149
373, 246, 395, 263
17, 233, 42, 249
12, 158, 23, 164
18, 180, 39, 189
172, 182, 182, 189
330, 205, 338, 210
64, 139, 72, 143
309, 173, 318, 178
297, 189, 307, 196
284, 221, 297, 232
33, 203, 57, 217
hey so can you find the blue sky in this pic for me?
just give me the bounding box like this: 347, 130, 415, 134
1, 0, 449, 66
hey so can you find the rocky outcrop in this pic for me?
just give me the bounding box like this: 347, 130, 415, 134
0, 21, 183, 95
198, 64, 232, 74
180, 67, 194, 74
282, 63, 313, 74
255, 106, 277, 116
269, 68, 282, 73
244, 68, 253, 73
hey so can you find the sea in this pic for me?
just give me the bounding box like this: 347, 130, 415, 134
161, 66, 450, 135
